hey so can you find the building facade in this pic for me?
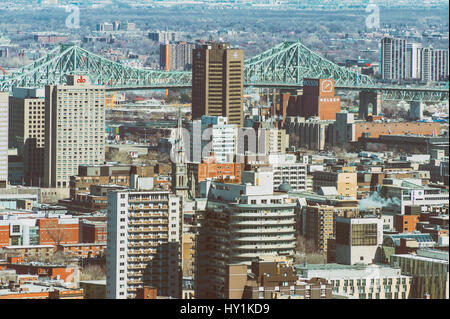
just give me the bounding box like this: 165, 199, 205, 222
44, 75, 105, 188
196, 168, 297, 298
106, 190, 181, 299
192, 42, 244, 126
0, 92, 8, 188
381, 37, 407, 80
8, 88, 46, 186
335, 216, 383, 265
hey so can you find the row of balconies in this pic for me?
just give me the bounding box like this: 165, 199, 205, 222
232, 211, 295, 218
129, 207, 167, 213
127, 256, 153, 262
230, 219, 295, 226
127, 264, 147, 270
128, 220, 167, 226
128, 227, 168, 233
129, 213, 168, 218
232, 243, 296, 250
231, 228, 295, 234
128, 234, 165, 240
231, 234, 295, 241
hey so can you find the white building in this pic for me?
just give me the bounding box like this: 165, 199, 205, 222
381, 37, 407, 81
296, 263, 412, 299
0, 92, 8, 188
406, 43, 422, 79
381, 179, 449, 214
44, 75, 105, 188
106, 190, 181, 299
268, 153, 308, 192
420, 47, 449, 83
197, 167, 297, 298
335, 216, 383, 265
188, 116, 237, 163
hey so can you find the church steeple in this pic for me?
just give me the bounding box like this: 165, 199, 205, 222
172, 109, 189, 198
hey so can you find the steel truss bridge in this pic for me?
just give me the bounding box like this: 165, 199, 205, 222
0, 41, 448, 102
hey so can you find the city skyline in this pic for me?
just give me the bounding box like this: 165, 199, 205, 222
0, 0, 448, 309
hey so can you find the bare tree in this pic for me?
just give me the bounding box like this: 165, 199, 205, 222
44, 223, 69, 246
80, 265, 106, 281
106, 149, 133, 164
294, 236, 327, 264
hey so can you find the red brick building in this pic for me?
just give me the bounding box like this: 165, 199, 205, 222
79, 220, 107, 243
0, 224, 9, 248
394, 214, 420, 233
354, 121, 440, 139
57, 243, 106, 258
5, 263, 78, 283
287, 78, 341, 120
37, 218, 79, 245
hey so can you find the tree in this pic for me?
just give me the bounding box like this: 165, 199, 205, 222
80, 265, 106, 281
294, 236, 327, 264
106, 149, 133, 164
45, 223, 69, 246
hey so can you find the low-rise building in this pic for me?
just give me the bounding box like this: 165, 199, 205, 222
295, 263, 413, 299
390, 249, 449, 299
226, 261, 332, 299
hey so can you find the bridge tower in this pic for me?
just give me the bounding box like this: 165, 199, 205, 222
359, 91, 382, 120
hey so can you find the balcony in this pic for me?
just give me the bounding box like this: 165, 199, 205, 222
233, 243, 296, 250
230, 219, 295, 226
231, 228, 295, 235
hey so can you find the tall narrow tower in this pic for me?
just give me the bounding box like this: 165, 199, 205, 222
172, 109, 189, 198
192, 42, 244, 126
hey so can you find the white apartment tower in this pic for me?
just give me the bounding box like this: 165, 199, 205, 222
381, 37, 407, 81
0, 92, 8, 188
197, 167, 297, 298
406, 43, 422, 79
44, 75, 105, 188
106, 190, 181, 299
421, 47, 449, 83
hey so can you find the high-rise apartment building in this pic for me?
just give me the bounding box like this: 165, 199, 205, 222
381, 37, 407, 81
192, 42, 244, 126
420, 47, 449, 83
299, 199, 359, 253
160, 42, 196, 71
0, 92, 7, 188
148, 31, 183, 43
44, 75, 105, 188
381, 37, 448, 83
106, 190, 181, 299
196, 167, 297, 298
8, 88, 46, 186
406, 43, 422, 79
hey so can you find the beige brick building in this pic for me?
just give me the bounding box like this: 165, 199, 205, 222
44, 75, 105, 188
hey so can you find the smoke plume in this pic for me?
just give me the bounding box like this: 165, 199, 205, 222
359, 192, 400, 211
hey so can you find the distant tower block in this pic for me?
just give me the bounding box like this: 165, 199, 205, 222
409, 101, 424, 121
359, 91, 382, 120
